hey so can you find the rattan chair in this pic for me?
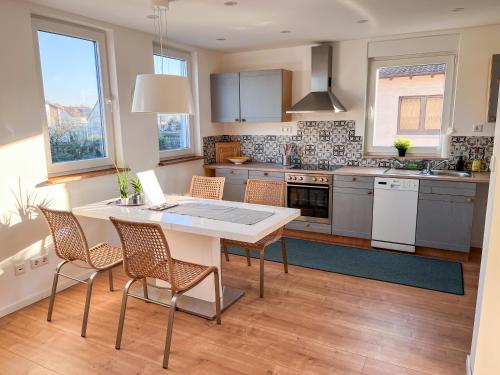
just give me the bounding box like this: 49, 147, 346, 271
38, 207, 122, 337
110, 217, 221, 369
189, 175, 225, 200
221, 179, 288, 298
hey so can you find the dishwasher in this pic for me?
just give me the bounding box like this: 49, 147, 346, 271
371, 177, 420, 253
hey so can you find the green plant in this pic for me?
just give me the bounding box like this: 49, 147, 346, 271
393, 137, 412, 151
130, 176, 143, 195
116, 170, 129, 198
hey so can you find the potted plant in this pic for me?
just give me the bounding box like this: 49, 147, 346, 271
394, 137, 412, 157
116, 169, 130, 205
130, 176, 144, 204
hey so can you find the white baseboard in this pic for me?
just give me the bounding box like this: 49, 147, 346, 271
0, 269, 94, 318
466, 353, 473, 375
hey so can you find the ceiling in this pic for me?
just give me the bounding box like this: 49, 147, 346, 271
28, 0, 500, 52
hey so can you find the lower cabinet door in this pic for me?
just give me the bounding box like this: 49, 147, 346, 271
332, 187, 373, 239
223, 181, 246, 202
416, 193, 474, 252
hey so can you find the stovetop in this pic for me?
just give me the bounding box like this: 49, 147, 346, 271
289, 164, 343, 172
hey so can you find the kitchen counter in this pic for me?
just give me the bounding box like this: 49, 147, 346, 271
204, 163, 490, 183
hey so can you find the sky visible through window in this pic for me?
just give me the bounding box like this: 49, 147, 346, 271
38, 31, 100, 107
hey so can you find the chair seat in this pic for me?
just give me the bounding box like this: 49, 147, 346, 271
88, 243, 123, 270
149, 259, 213, 292
221, 229, 282, 252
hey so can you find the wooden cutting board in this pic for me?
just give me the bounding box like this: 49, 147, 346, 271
215, 142, 241, 163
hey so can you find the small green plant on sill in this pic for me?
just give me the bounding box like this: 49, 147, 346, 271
394, 137, 412, 157
130, 177, 143, 195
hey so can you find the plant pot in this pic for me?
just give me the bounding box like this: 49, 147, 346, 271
397, 149, 407, 157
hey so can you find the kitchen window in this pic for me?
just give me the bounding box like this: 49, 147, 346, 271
365, 54, 456, 156
33, 17, 115, 176
153, 47, 194, 158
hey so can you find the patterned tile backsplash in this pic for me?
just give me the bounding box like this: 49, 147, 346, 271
203, 120, 494, 171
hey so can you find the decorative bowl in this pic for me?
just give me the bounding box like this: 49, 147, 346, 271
227, 156, 249, 164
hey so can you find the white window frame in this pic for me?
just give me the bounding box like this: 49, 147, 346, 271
365, 54, 456, 157
32, 16, 115, 176
153, 46, 195, 159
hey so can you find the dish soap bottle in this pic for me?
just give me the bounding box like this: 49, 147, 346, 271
456, 155, 465, 171
471, 147, 483, 172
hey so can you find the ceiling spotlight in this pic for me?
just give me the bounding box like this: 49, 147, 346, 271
451, 7, 465, 12
224, 1, 238, 6
357, 19, 368, 23
280, 30, 291, 34
216, 38, 227, 41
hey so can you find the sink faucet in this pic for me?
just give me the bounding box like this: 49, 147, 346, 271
421, 159, 448, 175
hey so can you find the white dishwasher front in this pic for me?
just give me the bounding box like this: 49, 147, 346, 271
371, 177, 420, 253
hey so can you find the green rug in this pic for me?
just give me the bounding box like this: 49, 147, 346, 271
226, 238, 464, 295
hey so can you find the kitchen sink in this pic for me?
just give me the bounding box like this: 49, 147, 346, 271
428, 170, 472, 178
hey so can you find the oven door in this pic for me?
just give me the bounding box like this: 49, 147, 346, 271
286, 183, 332, 224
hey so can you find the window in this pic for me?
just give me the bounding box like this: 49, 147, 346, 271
365, 55, 456, 156
398, 95, 443, 134
33, 17, 114, 175
153, 47, 194, 158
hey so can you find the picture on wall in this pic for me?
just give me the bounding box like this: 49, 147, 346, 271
487, 54, 500, 123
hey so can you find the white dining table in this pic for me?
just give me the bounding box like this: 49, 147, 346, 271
73, 195, 300, 319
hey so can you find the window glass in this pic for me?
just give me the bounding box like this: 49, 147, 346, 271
37, 31, 106, 163
154, 54, 190, 153
373, 63, 446, 148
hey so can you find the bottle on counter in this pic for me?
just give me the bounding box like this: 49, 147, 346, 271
471, 147, 483, 173
456, 155, 465, 171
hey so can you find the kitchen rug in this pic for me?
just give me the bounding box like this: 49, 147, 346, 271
226, 238, 464, 295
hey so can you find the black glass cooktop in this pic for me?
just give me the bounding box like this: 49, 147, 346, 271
289, 164, 343, 171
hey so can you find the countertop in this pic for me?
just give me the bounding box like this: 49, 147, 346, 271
204, 163, 490, 184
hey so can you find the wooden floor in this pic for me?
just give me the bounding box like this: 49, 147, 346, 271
0, 240, 480, 375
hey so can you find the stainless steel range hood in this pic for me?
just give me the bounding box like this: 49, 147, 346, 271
287, 44, 346, 113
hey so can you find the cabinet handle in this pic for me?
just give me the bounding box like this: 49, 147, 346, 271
230, 170, 234, 174
367, 191, 373, 195
352, 177, 357, 181
466, 198, 474, 203
243, 180, 247, 185
264, 172, 268, 176
305, 223, 311, 228
234, 118, 240, 122
241, 118, 246, 122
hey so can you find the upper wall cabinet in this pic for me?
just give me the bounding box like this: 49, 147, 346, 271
210, 69, 292, 123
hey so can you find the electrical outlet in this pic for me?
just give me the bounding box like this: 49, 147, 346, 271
281, 126, 292, 134
473, 124, 483, 132
30, 255, 49, 269
14, 262, 26, 276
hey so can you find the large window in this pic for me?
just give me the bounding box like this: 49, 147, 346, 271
153, 48, 194, 158
33, 17, 114, 175
365, 55, 456, 156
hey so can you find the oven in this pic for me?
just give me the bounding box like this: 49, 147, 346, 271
285, 173, 332, 224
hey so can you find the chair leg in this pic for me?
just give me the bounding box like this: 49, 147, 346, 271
81, 271, 98, 338
222, 244, 229, 262
142, 278, 149, 302
116, 279, 135, 349
163, 293, 180, 369
259, 251, 265, 298
47, 260, 68, 322
246, 248, 252, 266
108, 268, 114, 292
213, 269, 222, 325
281, 238, 289, 274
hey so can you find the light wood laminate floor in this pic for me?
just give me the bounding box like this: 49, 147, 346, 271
0, 239, 480, 374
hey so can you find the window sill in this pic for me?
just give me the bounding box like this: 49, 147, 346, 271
363, 154, 446, 160
40, 167, 130, 186
158, 155, 205, 167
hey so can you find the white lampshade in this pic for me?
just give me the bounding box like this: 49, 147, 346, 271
131, 74, 194, 114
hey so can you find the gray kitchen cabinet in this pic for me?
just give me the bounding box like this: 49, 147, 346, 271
215, 168, 248, 202
210, 69, 292, 123
210, 72, 240, 123
416, 181, 476, 252
248, 170, 285, 181
332, 185, 374, 239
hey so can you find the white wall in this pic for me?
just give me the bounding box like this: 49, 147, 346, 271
215, 24, 500, 139
470, 92, 500, 374
0, 0, 221, 317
